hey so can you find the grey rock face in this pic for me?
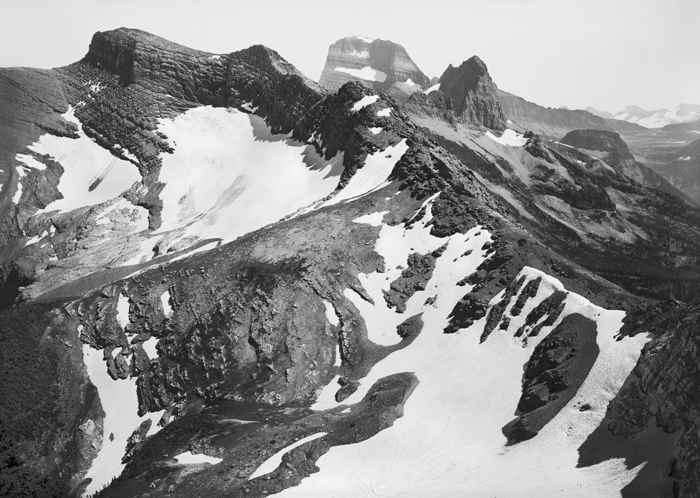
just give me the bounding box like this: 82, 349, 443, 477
438, 56, 507, 130
498, 89, 612, 139
319, 36, 430, 100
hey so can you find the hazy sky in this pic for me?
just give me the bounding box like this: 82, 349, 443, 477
1, 0, 697, 112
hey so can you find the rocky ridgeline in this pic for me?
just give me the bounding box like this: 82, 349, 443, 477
498, 89, 612, 139
560, 129, 691, 201
319, 36, 431, 100
437, 56, 507, 130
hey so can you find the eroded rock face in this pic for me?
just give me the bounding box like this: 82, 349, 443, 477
319, 36, 431, 100
437, 56, 507, 130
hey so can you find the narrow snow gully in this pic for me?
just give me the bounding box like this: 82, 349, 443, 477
276, 200, 649, 497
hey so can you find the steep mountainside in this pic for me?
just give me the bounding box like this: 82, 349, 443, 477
559, 129, 692, 202
2, 29, 700, 498
318, 36, 430, 100
498, 90, 612, 139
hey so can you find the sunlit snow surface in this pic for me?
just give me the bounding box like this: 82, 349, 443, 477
31, 107, 141, 214
424, 83, 441, 94
82, 345, 164, 497
174, 452, 222, 465
485, 128, 528, 147
154, 107, 343, 244
274, 201, 649, 497
335, 66, 388, 83
352, 95, 379, 112
323, 140, 408, 206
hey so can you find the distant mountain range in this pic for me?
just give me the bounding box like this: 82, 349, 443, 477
586, 103, 700, 129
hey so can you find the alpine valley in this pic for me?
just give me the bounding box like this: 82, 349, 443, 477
2, 30, 700, 498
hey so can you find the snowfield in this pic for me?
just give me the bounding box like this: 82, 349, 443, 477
273, 201, 649, 497
485, 128, 528, 147
323, 140, 408, 206
30, 107, 141, 214
153, 107, 344, 246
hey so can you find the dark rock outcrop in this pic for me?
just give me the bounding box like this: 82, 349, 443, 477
438, 56, 507, 130
504, 313, 599, 443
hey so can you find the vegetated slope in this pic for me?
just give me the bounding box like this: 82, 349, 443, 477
1, 28, 700, 498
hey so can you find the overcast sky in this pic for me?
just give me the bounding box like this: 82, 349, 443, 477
1, 0, 697, 112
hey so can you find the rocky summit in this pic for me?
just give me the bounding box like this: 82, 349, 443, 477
319, 36, 431, 100
2, 28, 700, 498
437, 56, 507, 130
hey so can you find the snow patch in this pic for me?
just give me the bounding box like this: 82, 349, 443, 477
352, 211, 388, 226
161, 289, 173, 317
352, 95, 379, 112
323, 140, 408, 206
323, 300, 339, 326
335, 66, 387, 83
174, 452, 222, 465
12, 165, 27, 204
116, 294, 130, 331
376, 107, 392, 117
32, 106, 141, 214
16, 153, 46, 170
334, 344, 342, 368
369, 127, 382, 135
424, 83, 441, 95
141, 337, 159, 360
485, 129, 528, 147
250, 433, 328, 479
81, 345, 164, 497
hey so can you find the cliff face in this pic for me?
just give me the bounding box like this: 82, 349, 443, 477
319, 36, 430, 100
437, 56, 507, 130
498, 90, 612, 139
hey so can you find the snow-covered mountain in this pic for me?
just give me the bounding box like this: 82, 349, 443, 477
589, 103, 700, 128
2, 28, 700, 498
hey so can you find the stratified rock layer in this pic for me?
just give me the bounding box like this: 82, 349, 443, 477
319, 36, 430, 100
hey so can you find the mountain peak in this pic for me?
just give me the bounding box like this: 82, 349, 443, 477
318, 35, 430, 99
437, 56, 506, 130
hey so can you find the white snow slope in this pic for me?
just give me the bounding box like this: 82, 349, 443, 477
151, 106, 344, 248
82, 345, 163, 497
273, 199, 649, 498
31, 107, 142, 214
